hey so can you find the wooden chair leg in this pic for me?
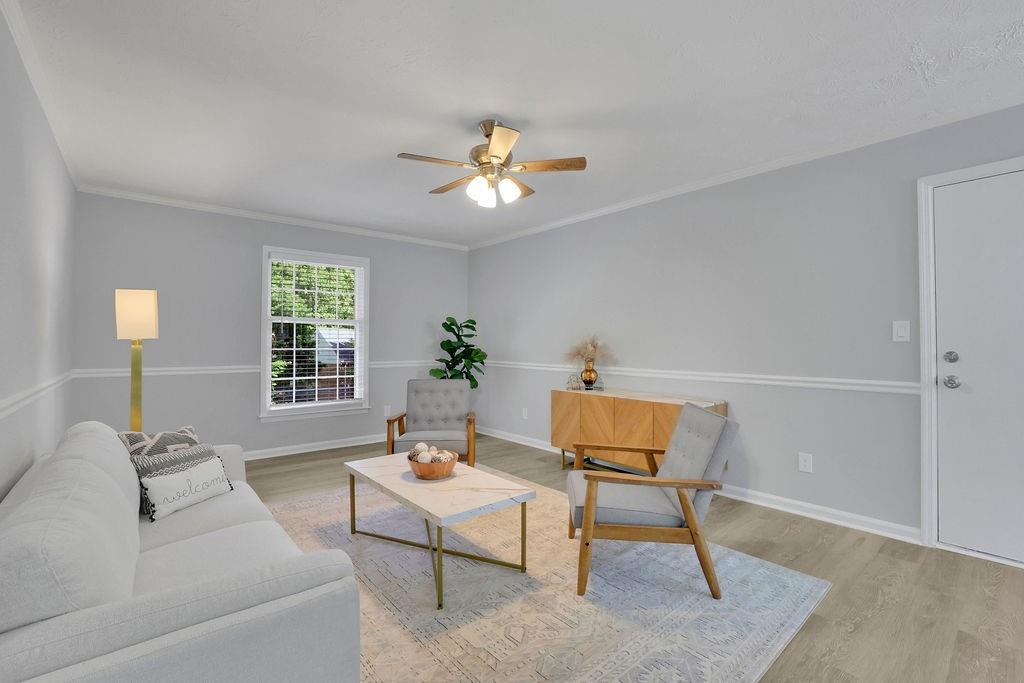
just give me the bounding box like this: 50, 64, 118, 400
466, 413, 476, 467
386, 421, 395, 454
577, 479, 599, 595
678, 490, 721, 599
568, 510, 576, 539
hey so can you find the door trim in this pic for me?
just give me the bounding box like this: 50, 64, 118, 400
918, 155, 1024, 565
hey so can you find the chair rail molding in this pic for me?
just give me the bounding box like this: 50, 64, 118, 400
486, 360, 920, 395
0, 372, 74, 421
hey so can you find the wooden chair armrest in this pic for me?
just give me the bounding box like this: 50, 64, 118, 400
572, 443, 666, 455
582, 471, 721, 490
385, 412, 407, 424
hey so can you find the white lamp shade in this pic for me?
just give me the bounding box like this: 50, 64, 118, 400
115, 289, 159, 340
465, 175, 488, 202
498, 177, 522, 204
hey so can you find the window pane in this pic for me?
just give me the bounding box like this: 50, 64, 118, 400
336, 376, 355, 400
338, 294, 355, 320
270, 262, 294, 288
316, 265, 339, 293
271, 379, 294, 404
294, 289, 315, 318
296, 264, 316, 290
295, 323, 317, 348
317, 377, 339, 401
271, 322, 293, 349
314, 291, 338, 319
294, 349, 316, 378
271, 349, 293, 378
270, 289, 294, 316
338, 267, 356, 294
294, 378, 317, 403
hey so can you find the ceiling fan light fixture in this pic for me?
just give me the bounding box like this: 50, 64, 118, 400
465, 175, 488, 202
498, 177, 521, 204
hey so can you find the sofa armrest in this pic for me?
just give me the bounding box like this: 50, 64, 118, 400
0, 550, 356, 681
214, 444, 246, 482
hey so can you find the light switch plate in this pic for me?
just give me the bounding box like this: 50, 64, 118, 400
892, 320, 911, 343
383, 404, 391, 417
521, 407, 528, 420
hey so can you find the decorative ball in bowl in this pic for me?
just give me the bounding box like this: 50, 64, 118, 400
407, 442, 458, 480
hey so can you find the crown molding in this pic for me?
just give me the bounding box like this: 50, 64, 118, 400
486, 360, 920, 395
77, 185, 469, 252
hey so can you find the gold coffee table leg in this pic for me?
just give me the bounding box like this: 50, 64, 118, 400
436, 526, 444, 610
349, 474, 356, 535
521, 502, 527, 572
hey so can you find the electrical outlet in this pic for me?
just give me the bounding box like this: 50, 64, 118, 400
383, 404, 391, 417
521, 407, 528, 420
798, 452, 813, 473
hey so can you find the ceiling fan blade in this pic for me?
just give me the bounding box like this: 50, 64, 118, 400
487, 125, 520, 163
398, 153, 475, 168
429, 174, 477, 194
506, 175, 535, 198
508, 157, 587, 172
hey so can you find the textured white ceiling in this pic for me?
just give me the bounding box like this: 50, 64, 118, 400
9, 1, 1024, 247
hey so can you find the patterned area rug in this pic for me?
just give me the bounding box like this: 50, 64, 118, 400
267, 467, 829, 682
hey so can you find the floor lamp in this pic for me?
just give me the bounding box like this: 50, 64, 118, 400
115, 289, 159, 432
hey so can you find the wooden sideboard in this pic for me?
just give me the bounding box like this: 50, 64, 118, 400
550, 389, 728, 470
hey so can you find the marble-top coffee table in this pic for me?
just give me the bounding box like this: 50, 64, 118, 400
343, 453, 536, 609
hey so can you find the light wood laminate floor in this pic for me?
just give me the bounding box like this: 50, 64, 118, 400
248, 435, 1024, 682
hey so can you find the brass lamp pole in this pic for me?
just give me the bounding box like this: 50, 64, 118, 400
114, 289, 159, 431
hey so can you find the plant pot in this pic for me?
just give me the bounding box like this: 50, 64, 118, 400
581, 360, 598, 389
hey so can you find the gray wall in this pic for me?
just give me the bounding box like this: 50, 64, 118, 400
0, 13, 76, 496
468, 104, 1024, 531
70, 193, 467, 452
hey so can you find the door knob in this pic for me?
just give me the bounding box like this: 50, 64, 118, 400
943, 375, 962, 389
943, 350, 959, 363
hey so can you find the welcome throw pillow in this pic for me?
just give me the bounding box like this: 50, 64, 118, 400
131, 443, 233, 521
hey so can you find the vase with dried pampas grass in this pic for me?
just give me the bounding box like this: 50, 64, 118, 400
565, 335, 612, 390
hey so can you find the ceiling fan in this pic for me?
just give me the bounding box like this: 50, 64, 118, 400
397, 119, 587, 208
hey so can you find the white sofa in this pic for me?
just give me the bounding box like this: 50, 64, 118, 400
0, 422, 360, 682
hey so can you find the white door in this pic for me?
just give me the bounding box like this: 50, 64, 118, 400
934, 168, 1024, 563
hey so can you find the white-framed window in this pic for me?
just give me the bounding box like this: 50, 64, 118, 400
260, 246, 369, 421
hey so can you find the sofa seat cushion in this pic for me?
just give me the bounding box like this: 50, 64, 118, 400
139, 482, 274, 551
566, 470, 684, 529
133, 520, 301, 595
0, 459, 139, 633
394, 429, 467, 455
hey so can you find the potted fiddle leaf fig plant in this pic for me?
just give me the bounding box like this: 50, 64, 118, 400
430, 317, 487, 389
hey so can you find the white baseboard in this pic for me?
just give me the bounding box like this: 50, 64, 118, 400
476, 426, 561, 454
718, 484, 921, 545
478, 424, 923, 546
245, 433, 385, 461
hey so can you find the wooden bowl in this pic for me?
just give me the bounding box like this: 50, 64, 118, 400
408, 456, 457, 480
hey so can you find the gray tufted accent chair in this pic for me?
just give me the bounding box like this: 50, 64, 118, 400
386, 379, 476, 466
568, 405, 737, 599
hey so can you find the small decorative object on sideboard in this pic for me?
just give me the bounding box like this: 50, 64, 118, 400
565, 334, 612, 390
566, 374, 582, 391
407, 442, 458, 480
